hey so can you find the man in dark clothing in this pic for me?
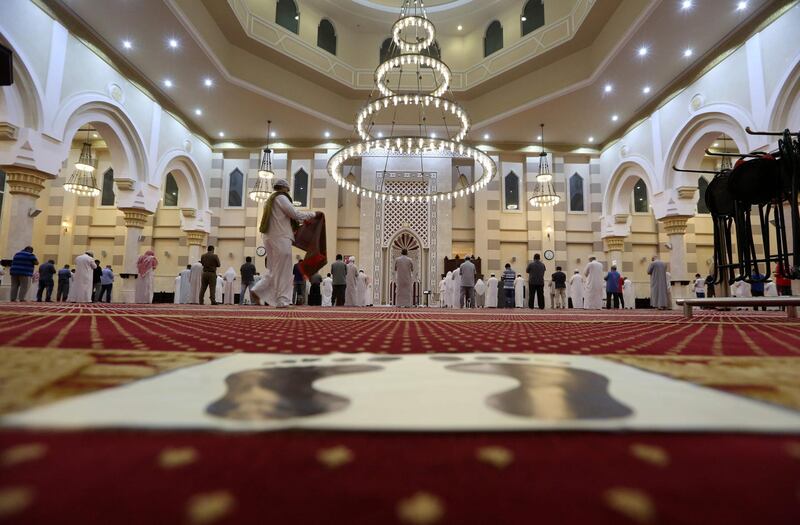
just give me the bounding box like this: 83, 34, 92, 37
308, 273, 323, 306
292, 260, 305, 305
57, 265, 71, 301
525, 254, 546, 309
605, 265, 622, 309
36, 259, 57, 302
750, 270, 766, 311
10, 246, 38, 302
551, 266, 567, 309
240, 256, 257, 305
330, 254, 347, 306
92, 260, 102, 302
199, 246, 221, 305
502, 263, 516, 308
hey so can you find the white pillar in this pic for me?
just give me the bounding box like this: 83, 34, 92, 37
119, 208, 152, 304
1, 167, 52, 254
661, 216, 691, 306
604, 236, 625, 271
186, 231, 207, 264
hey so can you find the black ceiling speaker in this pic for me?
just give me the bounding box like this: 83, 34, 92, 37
0, 44, 13, 86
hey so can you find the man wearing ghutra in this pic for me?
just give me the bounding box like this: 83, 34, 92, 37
135, 250, 158, 304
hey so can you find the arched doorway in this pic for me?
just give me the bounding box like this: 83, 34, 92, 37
387, 231, 421, 306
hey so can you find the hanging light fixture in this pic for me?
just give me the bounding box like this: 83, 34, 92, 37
249, 176, 272, 203
65, 128, 101, 197
258, 120, 275, 180
719, 135, 732, 170
528, 123, 560, 207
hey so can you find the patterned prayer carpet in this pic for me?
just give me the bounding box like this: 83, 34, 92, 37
0, 303, 799, 524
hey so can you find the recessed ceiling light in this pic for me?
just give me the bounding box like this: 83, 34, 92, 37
588, 136, 595, 143
430, 132, 437, 138
537, 135, 542, 141
203, 78, 213, 87
611, 114, 619, 122
681, 0, 692, 9
483, 133, 490, 140
122, 40, 132, 50
736, 1, 748, 11
713, 142, 720, 147
168, 38, 179, 49
521, 16, 527, 21
604, 84, 613, 93
218, 132, 225, 138
377, 131, 383, 138
324, 131, 331, 138
684, 48, 693, 57
457, 25, 463, 31
163, 79, 173, 88
194, 108, 202, 116
294, 15, 299, 20
642, 86, 651, 94
638, 46, 648, 57
270, 131, 277, 138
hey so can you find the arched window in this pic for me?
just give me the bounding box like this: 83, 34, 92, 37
228, 168, 244, 207
380, 38, 400, 64
276, 0, 299, 34
697, 176, 710, 214
484, 21, 503, 57
569, 172, 584, 212
163, 172, 179, 207
504, 171, 520, 210
293, 168, 309, 208
521, 0, 545, 36
317, 19, 337, 55
0, 169, 5, 218
633, 178, 648, 213
100, 168, 115, 206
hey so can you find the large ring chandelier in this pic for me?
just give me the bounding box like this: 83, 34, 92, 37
327, 0, 496, 201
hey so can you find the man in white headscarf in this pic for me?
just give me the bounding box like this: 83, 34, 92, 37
178, 265, 192, 304
356, 269, 369, 307
583, 256, 605, 310
188, 261, 203, 305
173, 274, 181, 304
395, 249, 414, 308
321, 273, 333, 307
474, 278, 486, 308
134, 250, 158, 304
450, 267, 462, 309
569, 269, 584, 309
441, 271, 452, 307
485, 274, 499, 308
72, 251, 97, 303
257, 178, 317, 308
622, 277, 635, 309
514, 274, 525, 308
345, 257, 358, 306
223, 267, 236, 305
215, 275, 224, 304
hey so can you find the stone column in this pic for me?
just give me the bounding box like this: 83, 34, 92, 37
119, 207, 152, 304
661, 215, 692, 306
603, 236, 626, 270
186, 230, 207, 263
1, 166, 52, 255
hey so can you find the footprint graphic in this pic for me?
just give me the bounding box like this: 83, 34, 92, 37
207, 365, 381, 421
447, 362, 634, 421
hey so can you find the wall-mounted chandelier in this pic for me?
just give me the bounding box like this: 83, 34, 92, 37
528, 123, 560, 207
64, 128, 101, 197
326, 0, 496, 202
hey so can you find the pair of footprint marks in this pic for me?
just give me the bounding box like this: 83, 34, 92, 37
206, 355, 634, 422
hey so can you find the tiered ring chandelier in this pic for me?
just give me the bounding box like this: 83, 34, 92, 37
327, 0, 496, 202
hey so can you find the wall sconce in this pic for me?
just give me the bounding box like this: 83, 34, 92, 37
229, 252, 234, 258
545, 224, 553, 240
62, 221, 70, 233
101, 250, 108, 258
576, 257, 581, 263
164, 251, 171, 258
640, 257, 647, 263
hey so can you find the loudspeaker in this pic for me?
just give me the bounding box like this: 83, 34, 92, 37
0, 44, 12, 86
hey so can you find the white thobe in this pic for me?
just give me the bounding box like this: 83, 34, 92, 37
174, 276, 181, 304
514, 276, 525, 308
450, 269, 461, 309
189, 263, 203, 304
394, 256, 414, 307
72, 254, 97, 303
215, 276, 224, 304
135, 269, 154, 304
474, 279, 486, 308
583, 261, 605, 310
345, 263, 358, 306
485, 277, 499, 308
622, 279, 635, 309
321, 277, 333, 307
178, 269, 191, 304
765, 282, 778, 297
569, 273, 584, 309
223, 267, 236, 305
66, 274, 77, 302
439, 278, 447, 307
260, 193, 315, 307
356, 273, 368, 307
443, 272, 453, 307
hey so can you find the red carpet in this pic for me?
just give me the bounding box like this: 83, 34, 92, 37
0, 304, 799, 524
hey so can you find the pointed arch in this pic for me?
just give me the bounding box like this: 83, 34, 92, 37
484, 21, 503, 57
504, 171, 520, 210
154, 150, 209, 213
569, 172, 584, 212
293, 167, 309, 207
602, 157, 657, 219
632, 178, 649, 213
317, 18, 337, 55
100, 168, 115, 206
0, 31, 45, 131
227, 168, 245, 207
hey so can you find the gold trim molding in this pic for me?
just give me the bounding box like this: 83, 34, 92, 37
661, 216, 691, 236
604, 236, 626, 253
1, 166, 53, 198
186, 230, 207, 246
119, 207, 152, 229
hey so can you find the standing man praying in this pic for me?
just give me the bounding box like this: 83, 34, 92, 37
330, 254, 347, 307
526, 254, 546, 309
199, 246, 221, 305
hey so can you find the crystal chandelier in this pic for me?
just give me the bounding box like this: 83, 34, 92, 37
528, 123, 560, 207
326, 0, 496, 202
64, 128, 101, 197
249, 177, 272, 203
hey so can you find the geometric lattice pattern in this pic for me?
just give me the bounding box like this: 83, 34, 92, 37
380, 176, 431, 247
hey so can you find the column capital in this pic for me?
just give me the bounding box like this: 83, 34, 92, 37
1, 166, 53, 198
660, 215, 691, 235
185, 230, 207, 247
119, 207, 152, 229
604, 236, 626, 253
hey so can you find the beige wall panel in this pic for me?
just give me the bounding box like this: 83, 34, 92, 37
500, 242, 528, 271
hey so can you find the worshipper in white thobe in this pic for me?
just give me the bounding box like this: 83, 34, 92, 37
357, 270, 369, 307
569, 269, 584, 309
178, 266, 192, 304
134, 250, 158, 304
622, 277, 635, 309
223, 267, 236, 305
394, 249, 414, 308
257, 179, 317, 308
189, 262, 203, 305
442, 271, 453, 307
583, 257, 605, 310
666, 271, 673, 309
485, 274, 499, 308
514, 274, 525, 308
345, 258, 358, 306
474, 278, 486, 308
450, 267, 462, 309
215, 275, 224, 304
173, 275, 181, 304
321, 274, 333, 307
764, 280, 779, 310
72, 252, 97, 303
66, 270, 77, 302
647, 256, 670, 310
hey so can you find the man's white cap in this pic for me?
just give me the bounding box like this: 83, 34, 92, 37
273, 179, 290, 190
86, 251, 94, 257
